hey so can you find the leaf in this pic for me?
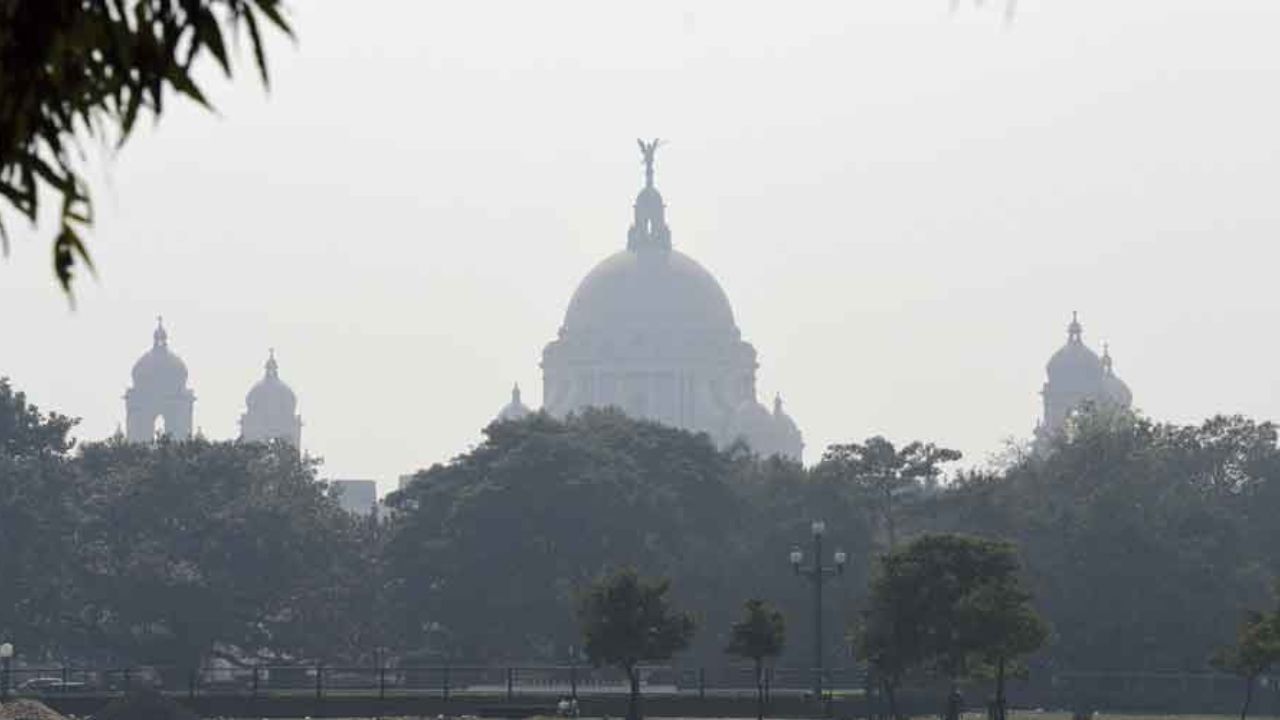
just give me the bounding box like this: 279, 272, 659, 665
243, 8, 270, 88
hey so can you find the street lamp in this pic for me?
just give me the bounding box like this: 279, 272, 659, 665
0, 642, 13, 702
790, 520, 845, 701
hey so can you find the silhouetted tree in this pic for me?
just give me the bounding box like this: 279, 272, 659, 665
819, 437, 960, 548
382, 409, 740, 663
71, 437, 361, 675
858, 534, 1039, 720
955, 575, 1047, 720
1212, 605, 1280, 720
578, 568, 695, 720
0, 378, 81, 655
726, 598, 786, 720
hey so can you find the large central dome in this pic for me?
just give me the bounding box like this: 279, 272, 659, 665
537, 140, 803, 461
563, 248, 738, 333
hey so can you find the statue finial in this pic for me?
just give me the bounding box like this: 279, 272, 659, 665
154, 315, 168, 346
637, 138, 662, 188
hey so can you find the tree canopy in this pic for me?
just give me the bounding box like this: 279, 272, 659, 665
578, 568, 695, 720
856, 534, 1045, 720
726, 598, 786, 720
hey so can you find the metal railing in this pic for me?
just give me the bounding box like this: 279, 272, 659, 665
1, 663, 868, 701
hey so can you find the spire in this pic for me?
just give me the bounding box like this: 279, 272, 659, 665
1067, 311, 1082, 343
266, 348, 279, 378
1101, 342, 1114, 375
626, 138, 672, 252
154, 315, 168, 347
511, 383, 522, 404
773, 393, 784, 415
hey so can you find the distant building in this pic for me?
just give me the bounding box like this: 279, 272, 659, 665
240, 350, 302, 446
527, 141, 803, 461
125, 318, 195, 442
1035, 312, 1133, 449
494, 384, 532, 422
331, 479, 378, 517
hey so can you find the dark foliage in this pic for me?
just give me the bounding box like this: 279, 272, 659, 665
0, 0, 290, 293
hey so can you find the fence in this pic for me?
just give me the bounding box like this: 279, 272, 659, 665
1, 663, 867, 701
6, 663, 1277, 716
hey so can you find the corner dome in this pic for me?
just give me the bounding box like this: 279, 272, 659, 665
1101, 346, 1132, 407
773, 394, 800, 437
131, 319, 189, 390
246, 350, 297, 413
496, 383, 532, 422
562, 249, 738, 334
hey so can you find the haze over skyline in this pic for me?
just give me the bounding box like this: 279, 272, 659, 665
4, 0, 1280, 494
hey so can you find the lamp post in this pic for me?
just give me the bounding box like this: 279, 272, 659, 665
0, 642, 13, 702
790, 520, 846, 701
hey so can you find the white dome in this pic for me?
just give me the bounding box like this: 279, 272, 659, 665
246, 352, 296, 414
562, 248, 738, 335
496, 384, 532, 422
131, 321, 188, 391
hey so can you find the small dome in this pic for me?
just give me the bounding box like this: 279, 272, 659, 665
131, 318, 189, 390
1101, 345, 1133, 407
496, 383, 532, 422
773, 394, 801, 437
246, 350, 297, 413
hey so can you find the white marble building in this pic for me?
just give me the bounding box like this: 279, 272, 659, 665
513, 141, 803, 461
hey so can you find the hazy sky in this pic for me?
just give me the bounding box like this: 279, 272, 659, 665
4, 0, 1280, 494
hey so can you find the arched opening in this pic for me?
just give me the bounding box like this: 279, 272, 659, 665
153, 413, 167, 441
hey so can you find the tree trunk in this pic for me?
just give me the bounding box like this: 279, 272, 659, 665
1240, 674, 1255, 720
884, 680, 899, 720
884, 486, 897, 549
627, 665, 641, 720
945, 679, 962, 720
994, 656, 1007, 720
752, 655, 762, 717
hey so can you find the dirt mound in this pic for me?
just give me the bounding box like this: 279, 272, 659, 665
0, 699, 70, 720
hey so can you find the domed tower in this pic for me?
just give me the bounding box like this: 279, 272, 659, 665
495, 383, 532, 422
541, 140, 802, 460
1100, 343, 1133, 408
771, 394, 805, 460
240, 349, 302, 446
1036, 312, 1132, 446
125, 317, 195, 442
